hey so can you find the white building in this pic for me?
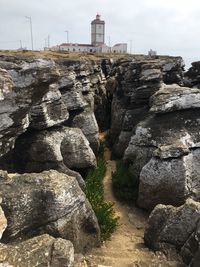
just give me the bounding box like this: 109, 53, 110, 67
49, 14, 127, 54
112, 43, 127, 53
91, 14, 105, 46
57, 43, 95, 53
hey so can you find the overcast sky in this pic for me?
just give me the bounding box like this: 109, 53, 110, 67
1, 0, 200, 67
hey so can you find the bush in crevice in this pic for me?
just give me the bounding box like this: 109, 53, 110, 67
85, 159, 118, 241
112, 161, 138, 202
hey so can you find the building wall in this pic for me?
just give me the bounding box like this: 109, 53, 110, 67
59, 44, 95, 53
91, 19, 105, 46
112, 43, 127, 53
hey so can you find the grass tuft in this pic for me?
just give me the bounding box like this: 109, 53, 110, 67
85, 159, 118, 241
112, 161, 138, 202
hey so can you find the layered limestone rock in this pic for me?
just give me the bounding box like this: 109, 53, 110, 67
29, 83, 69, 130
150, 84, 200, 113
0, 170, 100, 252
109, 56, 184, 158
0, 234, 74, 267
56, 58, 107, 132
144, 199, 200, 266
0, 57, 59, 158
123, 83, 200, 210
0, 56, 108, 195
4, 126, 96, 173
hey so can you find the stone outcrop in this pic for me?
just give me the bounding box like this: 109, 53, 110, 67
184, 61, 200, 88
109, 56, 184, 158
150, 84, 200, 113
0, 57, 59, 158
29, 83, 69, 130
144, 199, 200, 266
4, 126, 96, 174
71, 110, 99, 153
123, 83, 200, 209
0, 170, 100, 252
181, 220, 200, 266
0, 234, 74, 267
0, 55, 109, 195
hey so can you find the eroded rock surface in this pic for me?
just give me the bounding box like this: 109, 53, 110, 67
0, 58, 59, 158
6, 126, 96, 173
144, 199, 200, 266
0, 234, 74, 267
109, 56, 184, 158
123, 83, 200, 209
0, 170, 100, 252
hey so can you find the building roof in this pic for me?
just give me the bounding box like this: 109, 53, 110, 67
113, 43, 127, 47
91, 14, 105, 25
60, 43, 93, 47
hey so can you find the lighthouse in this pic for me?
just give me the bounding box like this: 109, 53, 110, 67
91, 14, 105, 46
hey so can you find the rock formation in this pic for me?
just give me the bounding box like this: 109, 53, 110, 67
0, 170, 100, 252
0, 52, 200, 266
0, 234, 74, 267
144, 199, 200, 266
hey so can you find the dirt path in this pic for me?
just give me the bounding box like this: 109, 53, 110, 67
84, 135, 182, 267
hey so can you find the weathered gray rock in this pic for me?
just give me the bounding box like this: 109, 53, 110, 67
184, 61, 200, 88
150, 84, 200, 114
0, 234, 74, 267
71, 110, 99, 153
0, 58, 59, 158
29, 83, 69, 129
109, 56, 184, 157
160, 57, 184, 85
0, 170, 100, 252
6, 126, 96, 173
123, 107, 200, 209
144, 199, 200, 252
181, 220, 200, 266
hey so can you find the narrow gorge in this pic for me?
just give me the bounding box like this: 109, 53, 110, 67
0, 52, 200, 267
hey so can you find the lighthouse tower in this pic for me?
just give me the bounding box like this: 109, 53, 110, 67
91, 14, 105, 46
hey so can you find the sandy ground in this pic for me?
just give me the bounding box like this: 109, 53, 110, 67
83, 134, 184, 267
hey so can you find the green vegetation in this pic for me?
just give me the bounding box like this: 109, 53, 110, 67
85, 159, 119, 241
112, 161, 138, 202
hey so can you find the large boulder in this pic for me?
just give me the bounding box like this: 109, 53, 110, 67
144, 199, 200, 252
0, 234, 74, 267
0, 170, 100, 252
71, 110, 99, 153
137, 152, 196, 210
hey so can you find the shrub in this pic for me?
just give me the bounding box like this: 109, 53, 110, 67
85, 159, 118, 241
112, 161, 138, 202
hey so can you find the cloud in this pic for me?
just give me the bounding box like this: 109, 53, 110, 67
0, 0, 200, 66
